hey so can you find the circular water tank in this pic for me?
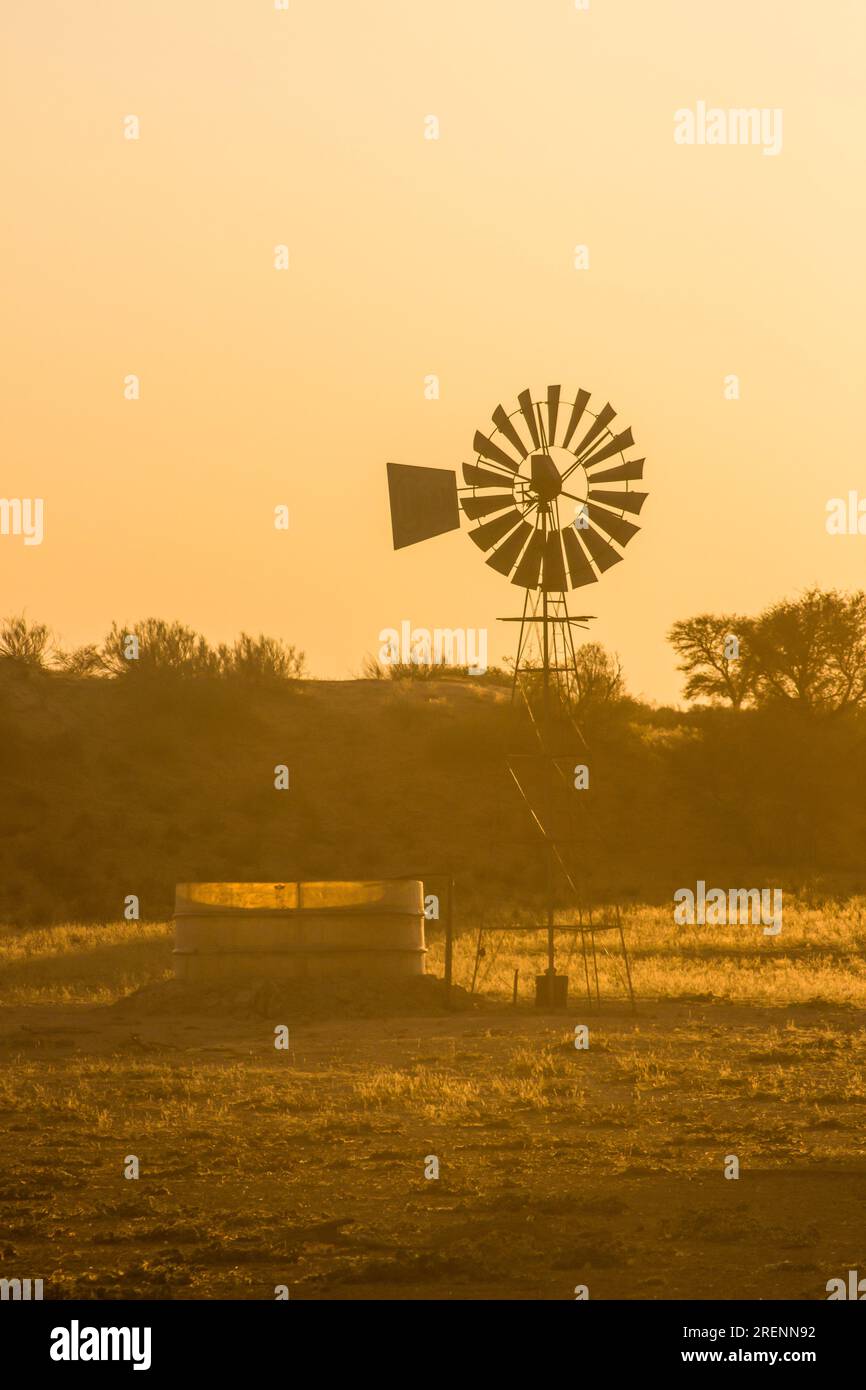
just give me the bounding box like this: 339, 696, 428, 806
173, 880, 426, 983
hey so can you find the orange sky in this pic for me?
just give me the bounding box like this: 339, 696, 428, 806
2, 1, 864, 702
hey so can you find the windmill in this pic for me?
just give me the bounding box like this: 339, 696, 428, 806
386, 385, 646, 1007
386, 385, 647, 709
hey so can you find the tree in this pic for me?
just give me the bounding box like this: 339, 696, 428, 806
749, 588, 866, 713
572, 642, 626, 715
668, 614, 755, 710
0, 614, 53, 669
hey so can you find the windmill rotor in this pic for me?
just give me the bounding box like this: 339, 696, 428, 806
386, 385, 648, 595
463, 388, 646, 592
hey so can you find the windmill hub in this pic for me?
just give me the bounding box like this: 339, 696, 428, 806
529, 452, 563, 503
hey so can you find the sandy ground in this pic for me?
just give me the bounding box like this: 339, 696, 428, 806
1, 983, 864, 1300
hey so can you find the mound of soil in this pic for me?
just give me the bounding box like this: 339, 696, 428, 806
111, 973, 481, 1021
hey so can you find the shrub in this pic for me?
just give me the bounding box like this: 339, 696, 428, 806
217, 633, 305, 681
53, 644, 105, 676
0, 614, 53, 669
101, 619, 217, 677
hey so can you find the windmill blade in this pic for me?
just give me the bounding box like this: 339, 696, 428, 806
561, 389, 591, 448
517, 389, 541, 448
468, 508, 524, 551
512, 526, 545, 587
586, 457, 644, 484
492, 405, 529, 460
463, 460, 514, 489
580, 427, 634, 470
542, 531, 567, 591
586, 502, 641, 547
571, 402, 617, 460
386, 462, 459, 550
587, 489, 648, 516
461, 493, 515, 520
580, 522, 623, 573
562, 526, 598, 589
546, 385, 561, 446
485, 520, 533, 576
473, 430, 520, 473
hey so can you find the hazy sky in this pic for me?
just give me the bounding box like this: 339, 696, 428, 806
3, 1, 864, 702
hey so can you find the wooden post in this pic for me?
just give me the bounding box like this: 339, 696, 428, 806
616, 904, 636, 1014
444, 876, 454, 1006
470, 922, 485, 995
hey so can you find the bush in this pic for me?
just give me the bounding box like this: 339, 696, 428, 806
217, 633, 306, 681
101, 619, 217, 678
53, 644, 105, 676
0, 614, 53, 669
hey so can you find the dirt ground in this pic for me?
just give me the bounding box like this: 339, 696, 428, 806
1, 980, 864, 1300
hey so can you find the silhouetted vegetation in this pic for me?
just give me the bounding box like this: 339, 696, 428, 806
360, 652, 510, 684
217, 633, 306, 682
0, 614, 53, 670
750, 589, 866, 713
1, 665, 864, 925
2, 591, 865, 924
571, 641, 625, 716
670, 588, 866, 713
668, 613, 755, 709
0, 615, 306, 684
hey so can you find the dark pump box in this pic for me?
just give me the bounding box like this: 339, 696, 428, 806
535, 973, 568, 1009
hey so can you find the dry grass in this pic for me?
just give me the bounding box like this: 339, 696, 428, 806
428, 897, 866, 1008
2, 896, 866, 1009
0, 920, 171, 1004
2, 938, 866, 1297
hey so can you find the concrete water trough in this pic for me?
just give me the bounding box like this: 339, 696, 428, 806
173, 879, 426, 983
